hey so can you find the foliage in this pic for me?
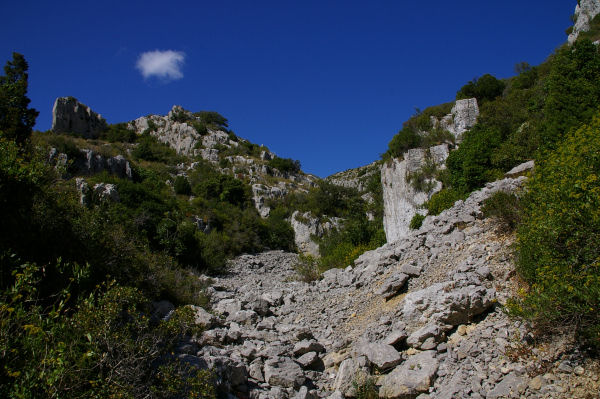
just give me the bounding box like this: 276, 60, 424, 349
267, 156, 301, 174
509, 112, 600, 348
352, 376, 379, 399
386, 127, 421, 159
173, 175, 192, 195
294, 254, 321, 282
456, 73, 506, 104
102, 122, 137, 143
0, 53, 39, 146
481, 191, 521, 232
384, 103, 453, 159
0, 260, 216, 398
193, 111, 229, 130
133, 134, 182, 163
409, 213, 425, 230
540, 40, 600, 150
424, 188, 466, 216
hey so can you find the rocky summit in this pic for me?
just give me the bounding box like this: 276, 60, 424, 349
165, 168, 599, 398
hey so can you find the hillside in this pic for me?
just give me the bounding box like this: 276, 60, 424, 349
1, 1, 600, 398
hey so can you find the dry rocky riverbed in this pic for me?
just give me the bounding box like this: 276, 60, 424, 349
162, 175, 599, 398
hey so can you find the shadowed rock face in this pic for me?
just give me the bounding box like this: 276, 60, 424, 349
52, 97, 107, 138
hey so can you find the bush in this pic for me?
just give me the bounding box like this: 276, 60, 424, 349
294, 254, 320, 282
267, 156, 301, 174
424, 188, 465, 216
193, 111, 228, 129
132, 135, 180, 163
386, 127, 421, 158
0, 260, 216, 398
102, 122, 137, 143
481, 191, 521, 232
409, 213, 425, 230
173, 175, 192, 195
510, 112, 600, 347
456, 73, 506, 103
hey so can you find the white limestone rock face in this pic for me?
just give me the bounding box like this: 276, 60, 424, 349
252, 184, 287, 218
381, 144, 448, 243
443, 98, 479, 142
290, 211, 342, 256
52, 97, 107, 139
568, 0, 600, 45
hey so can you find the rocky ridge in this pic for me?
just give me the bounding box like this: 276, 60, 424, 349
128, 105, 317, 217
568, 0, 600, 45
171, 166, 598, 398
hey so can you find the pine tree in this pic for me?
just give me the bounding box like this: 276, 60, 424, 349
0, 52, 39, 145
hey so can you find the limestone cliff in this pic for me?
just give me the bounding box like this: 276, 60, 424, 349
52, 97, 107, 139
381, 98, 479, 243
381, 144, 449, 242
568, 0, 600, 45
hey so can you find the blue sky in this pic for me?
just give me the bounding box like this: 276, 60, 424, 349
2, 0, 574, 177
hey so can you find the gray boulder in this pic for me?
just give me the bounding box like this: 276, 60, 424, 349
376, 273, 409, 300
379, 351, 439, 398
264, 357, 306, 389
357, 342, 402, 370
52, 97, 107, 139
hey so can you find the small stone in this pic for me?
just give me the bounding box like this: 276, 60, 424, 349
457, 325, 468, 336
574, 365, 585, 376
529, 376, 543, 391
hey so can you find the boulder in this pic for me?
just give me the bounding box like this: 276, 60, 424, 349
357, 342, 402, 370
52, 97, 107, 138
263, 357, 306, 389
379, 351, 439, 398
376, 273, 409, 300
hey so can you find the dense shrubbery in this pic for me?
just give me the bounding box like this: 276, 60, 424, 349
267, 156, 301, 174
101, 122, 137, 143
456, 73, 506, 104
409, 213, 425, 230
0, 54, 217, 397
510, 112, 600, 348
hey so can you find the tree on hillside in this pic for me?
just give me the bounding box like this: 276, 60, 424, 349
0, 53, 39, 145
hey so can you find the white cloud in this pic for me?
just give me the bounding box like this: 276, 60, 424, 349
136, 50, 185, 81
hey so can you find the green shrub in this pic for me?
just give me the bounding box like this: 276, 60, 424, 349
409, 213, 425, 230
353, 376, 379, 399
193, 111, 228, 130
294, 254, 321, 282
510, 112, 600, 347
0, 260, 216, 398
132, 135, 181, 163
173, 175, 192, 195
424, 188, 465, 216
267, 156, 301, 174
481, 191, 521, 232
102, 122, 137, 143
456, 73, 506, 103
386, 127, 421, 158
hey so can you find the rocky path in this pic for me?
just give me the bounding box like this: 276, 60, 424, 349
180, 175, 599, 399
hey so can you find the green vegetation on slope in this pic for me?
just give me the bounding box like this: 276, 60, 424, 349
509, 111, 600, 349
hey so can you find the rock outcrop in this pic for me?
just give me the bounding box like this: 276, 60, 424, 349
326, 162, 381, 192
568, 0, 600, 45
290, 211, 342, 256
52, 97, 107, 139
381, 144, 449, 243
49, 147, 132, 179
381, 98, 479, 243
431, 98, 479, 143
129, 105, 318, 218
168, 167, 598, 398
